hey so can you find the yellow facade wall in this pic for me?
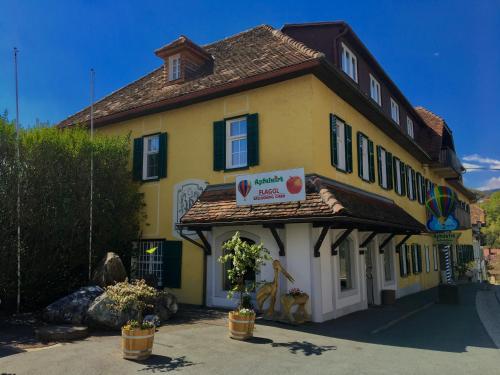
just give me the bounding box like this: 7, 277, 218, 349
96, 74, 472, 303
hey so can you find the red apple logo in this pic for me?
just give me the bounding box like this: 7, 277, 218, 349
286, 176, 303, 194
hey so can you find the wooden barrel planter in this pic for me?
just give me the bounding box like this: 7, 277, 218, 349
228, 311, 255, 340
121, 327, 155, 360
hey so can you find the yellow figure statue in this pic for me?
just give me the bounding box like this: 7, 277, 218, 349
256, 260, 294, 317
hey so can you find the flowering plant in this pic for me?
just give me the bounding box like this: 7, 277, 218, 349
237, 308, 255, 317
123, 320, 155, 330
287, 288, 305, 296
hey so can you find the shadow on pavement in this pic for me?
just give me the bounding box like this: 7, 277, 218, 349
137, 354, 196, 373
258, 284, 496, 353
271, 341, 337, 356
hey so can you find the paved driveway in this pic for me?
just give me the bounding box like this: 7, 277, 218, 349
1, 284, 499, 375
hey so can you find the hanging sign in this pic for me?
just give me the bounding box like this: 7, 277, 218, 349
426, 185, 459, 232
433, 232, 461, 245
236, 168, 306, 206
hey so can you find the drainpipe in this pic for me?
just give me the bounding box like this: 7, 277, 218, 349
179, 227, 208, 307
333, 24, 349, 67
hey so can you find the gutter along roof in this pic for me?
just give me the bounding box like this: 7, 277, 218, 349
179, 174, 427, 234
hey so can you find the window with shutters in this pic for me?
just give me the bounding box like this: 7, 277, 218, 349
425, 245, 430, 272
433, 245, 439, 271
226, 117, 248, 169
339, 237, 355, 291
143, 134, 160, 180
399, 244, 408, 277
357, 132, 374, 182
406, 166, 416, 201
393, 157, 406, 195
377, 146, 393, 189
407, 117, 414, 138
168, 54, 181, 81
370, 74, 381, 106
330, 115, 352, 173
416, 172, 425, 205
341, 43, 358, 82
390, 98, 400, 125
411, 244, 422, 274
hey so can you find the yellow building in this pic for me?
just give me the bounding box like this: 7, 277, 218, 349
61, 22, 475, 321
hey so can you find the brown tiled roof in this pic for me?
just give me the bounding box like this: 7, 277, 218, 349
414, 106, 444, 160
59, 25, 323, 127
470, 204, 486, 225
179, 174, 426, 233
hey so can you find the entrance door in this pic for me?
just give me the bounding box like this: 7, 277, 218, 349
365, 246, 374, 305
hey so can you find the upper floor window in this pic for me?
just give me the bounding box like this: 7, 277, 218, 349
390, 98, 400, 125
168, 54, 181, 81
341, 43, 358, 82
213, 114, 259, 171
406, 166, 416, 201
357, 132, 375, 182
377, 146, 393, 190
226, 117, 248, 169
330, 114, 353, 173
143, 135, 160, 180
393, 157, 406, 196
132, 133, 168, 182
370, 74, 381, 106
407, 117, 414, 138
338, 237, 355, 291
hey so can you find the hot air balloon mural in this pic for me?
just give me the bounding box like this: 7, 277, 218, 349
425, 185, 459, 231
238, 179, 251, 199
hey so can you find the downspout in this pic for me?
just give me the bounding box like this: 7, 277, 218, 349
333, 24, 349, 67
179, 227, 208, 307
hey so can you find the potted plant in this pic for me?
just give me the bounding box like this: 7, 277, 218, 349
218, 232, 271, 340
106, 279, 158, 360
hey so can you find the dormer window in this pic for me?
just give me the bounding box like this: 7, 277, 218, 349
341, 43, 358, 82
169, 54, 181, 81
390, 98, 400, 125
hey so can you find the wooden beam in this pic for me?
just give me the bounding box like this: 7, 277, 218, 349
266, 226, 285, 256
195, 230, 212, 255
379, 233, 396, 253
360, 232, 377, 248
396, 234, 412, 250
313, 226, 329, 257
331, 229, 354, 256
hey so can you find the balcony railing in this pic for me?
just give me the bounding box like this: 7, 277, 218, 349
437, 147, 464, 177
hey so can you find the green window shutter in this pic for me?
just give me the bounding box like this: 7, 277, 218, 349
416, 172, 422, 204
368, 140, 375, 182
412, 169, 417, 201
399, 246, 405, 277
406, 246, 412, 275
213, 120, 226, 171
247, 113, 259, 166
393, 157, 399, 194
417, 244, 423, 273
357, 132, 363, 179
330, 114, 338, 167
377, 146, 383, 187
133, 137, 144, 181
163, 240, 182, 288
400, 162, 406, 196
406, 166, 411, 199
387, 152, 393, 190
345, 124, 353, 173
158, 132, 168, 179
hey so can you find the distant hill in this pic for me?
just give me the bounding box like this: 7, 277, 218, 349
470, 188, 500, 202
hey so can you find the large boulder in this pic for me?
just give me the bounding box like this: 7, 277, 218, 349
154, 291, 178, 322
91, 252, 127, 287
86, 292, 139, 330
43, 286, 104, 324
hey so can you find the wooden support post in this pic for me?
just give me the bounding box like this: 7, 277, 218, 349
360, 231, 377, 248
379, 233, 396, 253
395, 234, 412, 250
265, 225, 285, 256
313, 226, 329, 257
331, 228, 353, 256
195, 230, 212, 255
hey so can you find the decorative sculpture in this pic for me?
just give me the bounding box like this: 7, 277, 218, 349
256, 260, 294, 317
281, 290, 310, 324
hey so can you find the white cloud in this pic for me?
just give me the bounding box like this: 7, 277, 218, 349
462, 154, 500, 169
478, 176, 500, 191
462, 162, 482, 171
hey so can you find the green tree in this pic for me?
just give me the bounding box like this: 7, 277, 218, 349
481, 192, 500, 248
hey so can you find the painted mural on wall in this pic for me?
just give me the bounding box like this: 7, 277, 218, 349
172, 179, 207, 238
426, 185, 459, 232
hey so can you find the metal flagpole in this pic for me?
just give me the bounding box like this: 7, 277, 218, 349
14, 47, 21, 313
88, 69, 95, 281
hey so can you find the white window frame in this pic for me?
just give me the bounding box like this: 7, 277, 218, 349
143, 134, 160, 180
433, 245, 439, 271
370, 74, 381, 106
425, 245, 430, 273
338, 237, 355, 292
380, 147, 388, 188
341, 43, 358, 82
390, 98, 400, 125
412, 245, 420, 273
360, 135, 370, 181
336, 119, 347, 171
168, 54, 181, 81
395, 158, 402, 194
407, 117, 414, 138
401, 244, 408, 276
407, 167, 415, 200
225, 117, 248, 169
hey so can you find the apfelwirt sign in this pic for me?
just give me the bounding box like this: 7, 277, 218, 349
236, 168, 306, 206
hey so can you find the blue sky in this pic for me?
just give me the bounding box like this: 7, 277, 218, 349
1, 0, 499, 190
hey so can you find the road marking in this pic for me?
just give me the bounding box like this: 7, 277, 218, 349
370, 302, 434, 334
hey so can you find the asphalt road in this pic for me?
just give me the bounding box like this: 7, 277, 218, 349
1, 284, 499, 375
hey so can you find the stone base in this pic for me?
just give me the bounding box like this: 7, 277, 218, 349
36, 325, 88, 342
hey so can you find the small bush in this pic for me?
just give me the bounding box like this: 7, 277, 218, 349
106, 279, 157, 321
